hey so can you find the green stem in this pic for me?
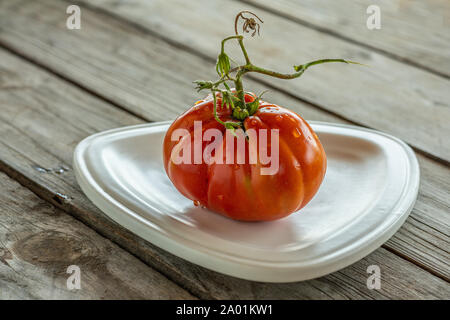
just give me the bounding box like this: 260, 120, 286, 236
230, 59, 356, 115
221, 35, 242, 52
237, 38, 251, 64
212, 91, 226, 126
221, 35, 250, 65
212, 89, 241, 129
246, 59, 358, 80
234, 68, 246, 107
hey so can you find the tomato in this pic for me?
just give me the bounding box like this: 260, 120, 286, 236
163, 93, 326, 221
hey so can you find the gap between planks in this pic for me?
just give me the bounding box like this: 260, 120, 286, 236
382, 244, 449, 283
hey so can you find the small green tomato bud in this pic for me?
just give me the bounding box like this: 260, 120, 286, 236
216, 53, 231, 76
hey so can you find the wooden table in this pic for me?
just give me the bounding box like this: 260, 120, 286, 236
0, 0, 448, 299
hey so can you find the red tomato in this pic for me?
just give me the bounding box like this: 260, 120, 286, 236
163, 93, 326, 221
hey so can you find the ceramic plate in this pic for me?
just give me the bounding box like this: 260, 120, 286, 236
73, 121, 419, 282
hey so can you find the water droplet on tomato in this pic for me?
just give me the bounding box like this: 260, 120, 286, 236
250, 119, 258, 126
292, 129, 301, 138
275, 115, 283, 122
193, 200, 200, 207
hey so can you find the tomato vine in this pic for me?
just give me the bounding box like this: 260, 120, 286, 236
194, 10, 361, 129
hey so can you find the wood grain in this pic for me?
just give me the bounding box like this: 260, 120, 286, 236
240, 0, 450, 78
0, 0, 448, 280
62, 0, 450, 162
0, 44, 448, 299
0, 172, 195, 299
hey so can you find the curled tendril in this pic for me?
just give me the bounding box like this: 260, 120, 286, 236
234, 10, 264, 37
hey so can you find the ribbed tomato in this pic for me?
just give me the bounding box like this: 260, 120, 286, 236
163, 93, 326, 221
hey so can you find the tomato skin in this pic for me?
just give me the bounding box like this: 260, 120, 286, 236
163, 93, 326, 221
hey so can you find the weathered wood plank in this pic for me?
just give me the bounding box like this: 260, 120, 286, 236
0, 45, 448, 299
59, 0, 450, 162
0, 172, 195, 299
0, 0, 448, 280
241, 0, 450, 78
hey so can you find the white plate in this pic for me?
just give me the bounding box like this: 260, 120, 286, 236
73, 121, 419, 282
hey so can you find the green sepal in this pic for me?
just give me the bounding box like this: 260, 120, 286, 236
193, 80, 214, 92
232, 107, 249, 121
246, 90, 267, 116
221, 90, 237, 110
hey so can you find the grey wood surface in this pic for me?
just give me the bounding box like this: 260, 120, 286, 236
0, 48, 448, 300
241, 0, 450, 78
0, 0, 448, 299
0, 172, 195, 299
1, 0, 448, 279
